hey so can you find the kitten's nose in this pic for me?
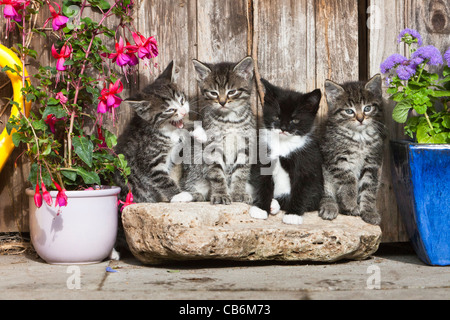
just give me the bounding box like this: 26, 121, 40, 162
356, 114, 365, 123
219, 98, 227, 106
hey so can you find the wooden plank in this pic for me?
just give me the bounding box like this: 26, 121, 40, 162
315, 0, 360, 120
196, 0, 248, 63
256, 0, 315, 93
368, 0, 407, 242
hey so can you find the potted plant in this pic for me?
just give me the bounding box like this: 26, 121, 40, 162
381, 28, 450, 266
2, 0, 157, 264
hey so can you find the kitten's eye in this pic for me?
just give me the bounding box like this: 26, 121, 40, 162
272, 116, 279, 121
227, 90, 237, 97
345, 109, 354, 115
291, 119, 300, 124
364, 106, 373, 113
180, 96, 185, 105
165, 108, 176, 114
207, 91, 218, 98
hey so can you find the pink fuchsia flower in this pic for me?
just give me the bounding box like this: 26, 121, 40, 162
125, 41, 139, 66
131, 32, 159, 60
44, 2, 69, 31
118, 191, 135, 212
108, 37, 131, 67
34, 183, 42, 208
51, 44, 72, 71
44, 114, 65, 134
1, 0, 30, 33
56, 91, 68, 104
53, 180, 67, 208
41, 182, 53, 206
97, 79, 123, 114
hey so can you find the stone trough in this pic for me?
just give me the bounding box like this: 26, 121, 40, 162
122, 203, 382, 265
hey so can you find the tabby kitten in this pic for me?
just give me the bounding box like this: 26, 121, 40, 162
171, 56, 256, 204
249, 79, 323, 225
319, 74, 386, 225
114, 61, 192, 203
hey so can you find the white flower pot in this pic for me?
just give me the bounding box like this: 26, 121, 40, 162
26, 186, 120, 264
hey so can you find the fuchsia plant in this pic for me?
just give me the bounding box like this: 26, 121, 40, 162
4, 0, 158, 212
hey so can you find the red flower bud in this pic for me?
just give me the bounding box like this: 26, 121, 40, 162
41, 183, 53, 206
34, 184, 43, 208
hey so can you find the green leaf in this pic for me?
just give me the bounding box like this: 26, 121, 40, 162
442, 115, 450, 129
43, 105, 68, 119
76, 167, 101, 185
41, 144, 52, 156
11, 132, 26, 147
103, 129, 117, 149
392, 100, 412, 123
430, 90, 450, 98
32, 119, 48, 131
72, 136, 94, 167
61, 169, 77, 182
412, 103, 427, 115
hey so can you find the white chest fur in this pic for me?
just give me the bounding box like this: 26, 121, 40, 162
266, 130, 311, 160
272, 159, 291, 198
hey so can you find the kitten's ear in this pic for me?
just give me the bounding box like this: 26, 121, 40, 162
365, 73, 382, 97
325, 80, 345, 108
233, 56, 254, 81
260, 78, 274, 95
157, 60, 178, 83
307, 89, 322, 106
126, 94, 152, 120
303, 89, 322, 114
192, 59, 211, 82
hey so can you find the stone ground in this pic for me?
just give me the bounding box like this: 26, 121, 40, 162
0, 243, 449, 302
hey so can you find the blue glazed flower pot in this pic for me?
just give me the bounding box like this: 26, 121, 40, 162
390, 140, 450, 266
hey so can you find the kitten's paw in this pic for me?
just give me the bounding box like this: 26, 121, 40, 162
249, 206, 268, 220
270, 199, 281, 215
342, 206, 360, 217
360, 209, 381, 225
282, 214, 303, 225
210, 193, 232, 205
231, 192, 253, 204
109, 248, 120, 261
191, 126, 208, 143
170, 192, 194, 203
319, 202, 339, 220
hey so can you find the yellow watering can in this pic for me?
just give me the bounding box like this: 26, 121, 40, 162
0, 44, 31, 173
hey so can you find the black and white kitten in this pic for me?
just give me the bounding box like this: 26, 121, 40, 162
319, 74, 386, 225
249, 79, 323, 225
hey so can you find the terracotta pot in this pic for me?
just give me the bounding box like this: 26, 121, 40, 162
26, 186, 120, 264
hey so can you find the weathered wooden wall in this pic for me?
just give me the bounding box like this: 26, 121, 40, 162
0, 0, 449, 242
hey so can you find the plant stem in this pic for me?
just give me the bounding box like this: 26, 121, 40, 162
424, 112, 434, 133
66, 1, 119, 168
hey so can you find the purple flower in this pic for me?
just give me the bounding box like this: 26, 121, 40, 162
444, 47, 450, 66
397, 28, 423, 46
396, 65, 416, 80
411, 45, 443, 66
380, 54, 408, 74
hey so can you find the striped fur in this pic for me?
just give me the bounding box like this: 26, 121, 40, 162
319, 74, 387, 225
178, 57, 257, 204
114, 61, 190, 203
